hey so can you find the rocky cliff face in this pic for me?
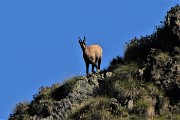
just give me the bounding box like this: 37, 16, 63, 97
9, 5, 180, 120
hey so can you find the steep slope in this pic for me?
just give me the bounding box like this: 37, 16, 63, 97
9, 76, 102, 120
9, 5, 180, 120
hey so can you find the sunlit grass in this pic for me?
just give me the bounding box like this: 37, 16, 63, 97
69, 96, 129, 120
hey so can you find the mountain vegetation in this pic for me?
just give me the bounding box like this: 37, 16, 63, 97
9, 5, 180, 120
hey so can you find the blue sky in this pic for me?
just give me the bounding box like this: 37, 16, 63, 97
0, 1, 179, 119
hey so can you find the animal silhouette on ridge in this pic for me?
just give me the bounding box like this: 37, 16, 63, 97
78, 36, 102, 75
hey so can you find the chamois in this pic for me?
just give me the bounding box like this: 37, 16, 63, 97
78, 36, 102, 75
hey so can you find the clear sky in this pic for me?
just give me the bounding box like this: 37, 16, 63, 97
0, 0, 179, 119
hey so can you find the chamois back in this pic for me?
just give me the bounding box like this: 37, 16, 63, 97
87, 45, 102, 62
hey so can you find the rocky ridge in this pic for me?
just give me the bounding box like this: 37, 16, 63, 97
9, 5, 180, 120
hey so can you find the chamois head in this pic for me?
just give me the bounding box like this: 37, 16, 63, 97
78, 36, 86, 51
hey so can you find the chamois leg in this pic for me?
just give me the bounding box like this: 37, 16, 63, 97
86, 63, 89, 75
98, 59, 101, 69
93, 62, 98, 73
92, 64, 95, 73
97, 59, 101, 73
91, 61, 98, 69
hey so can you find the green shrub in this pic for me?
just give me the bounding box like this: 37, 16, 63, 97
101, 63, 143, 100
52, 76, 85, 100
9, 102, 32, 120
32, 83, 60, 101
114, 79, 146, 101
108, 56, 124, 71
29, 99, 54, 118
133, 97, 151, 116
28, 84, 61, 118
124, 36, 154, 61
113, 62, 139, 76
